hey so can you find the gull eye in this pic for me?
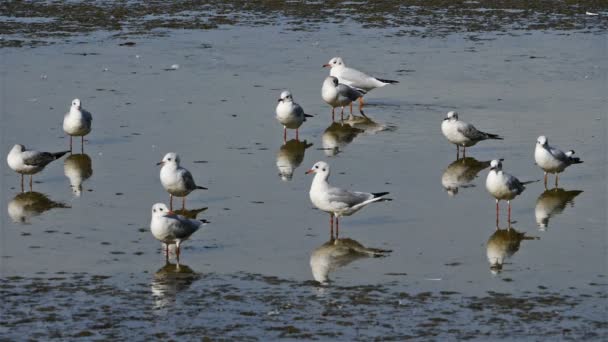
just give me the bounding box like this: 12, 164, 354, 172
315, 165, 319, 169
168, 158, 171, 161
322, 168, 326, 172
160, 208, 163, 211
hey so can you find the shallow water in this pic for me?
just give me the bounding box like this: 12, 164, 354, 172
1, 2, 607, 340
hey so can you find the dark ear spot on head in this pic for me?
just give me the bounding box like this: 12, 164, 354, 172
153, 209, 156, 212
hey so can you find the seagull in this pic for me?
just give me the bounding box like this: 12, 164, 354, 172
323, 56, 398, 109
275, 90, 313, 142
441, 111, 503, 157
485, 159, 534, 226
534, 136, 583, 188
63, 98, 92, 152
6, 144, 70, 192
441, 157, 492, 196
486, 227, 537, 274
150, 203, 207, 262
8, 191, 70, 224
321, 76, 366, 121
276, 139, 313, 181
157, 152, 207, 210
64, 153, 93, 197
306, 161, 391, 237
535, 188, 583, 230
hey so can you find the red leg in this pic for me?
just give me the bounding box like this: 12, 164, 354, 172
495, 200, 499, 229
283, 127, 287, 142
182, 197, 186, 210
340, 107, 344, 121
165, 244, 169, 260
176, 243, 181, 263
330, 214, 334, 239
349, 102, 353, 114
358, 97, 364, 109
507, 201, 511, 226
336, 217, 340, 238
331, 108, 335, 122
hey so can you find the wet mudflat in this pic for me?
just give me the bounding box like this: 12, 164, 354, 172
1, 1, 607, 340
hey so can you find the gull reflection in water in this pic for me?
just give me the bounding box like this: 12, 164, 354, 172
441, 157, 491, 196
342, 113, 393, 135
535, 188, 583, 230
8, 191, 70, 223
486, 227, 538, 274
276, 139, 313, 181
64, 153, 93, 196
150, 262, 200, 310
321, 122, 363, 157
310, 237, 391, 285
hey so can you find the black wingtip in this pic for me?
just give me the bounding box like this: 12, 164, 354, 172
372, 192, 390, 198
54, 150, 71, 159
304, 114, 314, 118
376, 78, 399, 84
196, 186, 208, 190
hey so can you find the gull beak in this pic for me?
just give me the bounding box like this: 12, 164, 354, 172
305, 169, 315, 175
277, 98, 282, 102
156, 161, 164, 166
167, 210, 175, 215
443, 117, 448, 121
322, 64, 331, 68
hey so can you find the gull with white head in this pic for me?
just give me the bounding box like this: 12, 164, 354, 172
321, 76, 366, 121
276, 90, 313, 142
534, 135, 583, 189
157, 152, 207, 210
306, 161, 391, 237
485, 159, 534, 227
7, 144, 70, 192
323, 56, 398, 110
150, 203, 208, 263
441, 111, 503, 158
63, 98, 92, 152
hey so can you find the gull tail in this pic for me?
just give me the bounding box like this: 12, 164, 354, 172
376, 78, 399, 85
53, 151, 71, 159
196, 186, 208, 190
566, 150, 583, 164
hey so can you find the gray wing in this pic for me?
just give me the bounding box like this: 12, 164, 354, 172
165, 213, 201, 239
22, 151, 56, 167
457, 123, 488, 141
294, 103, 305, 118
83, 109, 93, 124
327, 187, 372, 208
337, 84, 364, 101
179, 168, 197, 190
506, 174, 526, 195
548, 146, 568, 162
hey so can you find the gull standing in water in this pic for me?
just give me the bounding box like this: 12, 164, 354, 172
275, 90, 313, 142
323, 56, 398, 110
158, 153, 207, 210
306, 161, 391, 237
441, 111, 502, 157
7, 144, 70, 192
534, 135, 583, 188
485, 159, 534, 226
150, 203, 208, 262
63, 98, 92, 152
321, 76, 366, 121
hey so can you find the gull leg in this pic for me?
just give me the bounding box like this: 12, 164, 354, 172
164, 244, 169, 261
555, 174, 559, 188
507, 200, 512, 225
496, 199, 499, 229
182, 197, 186, 210
349, 102, 353, 115
20, 174, 24, 193
69, 136, 73, 152
456, 145, 460, 160
296, 128, 299, 141
331, 108, 335, 122
340, 106, 344, 121
81, 136, 84, 153
169, 194, 174, 211
176, 242, 181, 264
336, 216, 340, 238
330, 214, 334, 239
29, 175, 33, 191
462, 146, 466, 158
544, 172, 548, 189
283, 127, 287, 143
358, 97, 364, 109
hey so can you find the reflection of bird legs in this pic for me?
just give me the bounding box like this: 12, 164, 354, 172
283, 127, 287, 143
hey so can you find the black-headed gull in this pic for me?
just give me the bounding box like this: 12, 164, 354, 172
150, 203, 208, 262
275, 90, 313, 142
321, 76, 366, 121
534, 136, 583, 188
8, 191, 70, 224
306, 161, 391, 236
486, 227, 537, 274
276, 139, 313, 182
63, 98, 92, 152
157, 152, 207, 210
485, 159, 533, 226
323, 56, 398, 109
441, 157, 491, 196
535, 188, 583, 230
64, 153, 93, 197
441, 111, 503, 157
310, 237, 391, 284
6, 144, 70, 192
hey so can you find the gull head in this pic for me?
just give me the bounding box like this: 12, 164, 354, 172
151, 203, 172, 218
323, 57, 344, 68
444, 111, 458, 121
157, 152, 180, 167
11, 144, 26, 153
325, 76, 339, 87
537, 135, 548, 146
489, 159, 504, 171
71, 98, 81, 110
305, 161, 330, 177
278, 90, 293, 103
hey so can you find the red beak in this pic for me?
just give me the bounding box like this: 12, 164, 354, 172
305, 169, 314, 174
167, 210, 175, 215
322, 64, 331, 68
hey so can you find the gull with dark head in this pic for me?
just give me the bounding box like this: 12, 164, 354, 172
321, 76, 366, 121
275, 90, 313, 142
150, 203, 208, 262
441, 111, 503, 157
7, 144, 70, 192
534, 135, 583, 188
306, 161, 391, 237
157, 152, 207, 210
323, 57, 398, 110
63, 98, 92, 152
